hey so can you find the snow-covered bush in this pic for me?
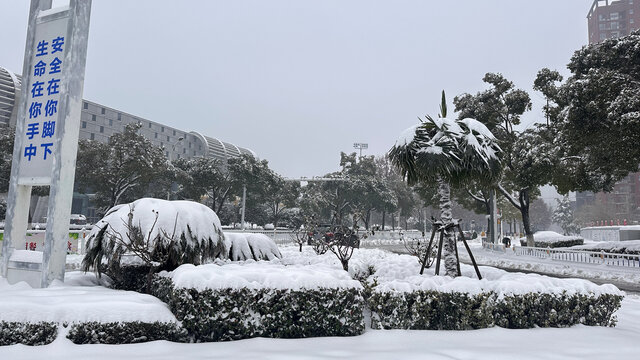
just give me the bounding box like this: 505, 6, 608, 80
518, 231, 584, 248
67, 321, 187, 344
152, 262, 365, 341
0, 321, 57, 346
82, 198, 226, 292
368, 290, 621, 329
224, 232, 282, 261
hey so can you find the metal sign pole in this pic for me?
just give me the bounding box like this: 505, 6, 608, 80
0, 0, 50, 278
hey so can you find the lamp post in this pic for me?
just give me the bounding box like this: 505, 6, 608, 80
167, 136, 184, 200
353, 143, 368, 158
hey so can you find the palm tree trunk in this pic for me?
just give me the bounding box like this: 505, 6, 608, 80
437, 177, 458, 277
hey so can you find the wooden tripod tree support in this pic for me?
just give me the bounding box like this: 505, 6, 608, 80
419, 220, 482, 280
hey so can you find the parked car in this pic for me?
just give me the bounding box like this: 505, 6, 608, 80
307, 224, 333, 245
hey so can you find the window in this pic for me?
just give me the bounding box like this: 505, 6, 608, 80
155, 133, 158, 139
165, 151, 169, 157
173, 130, 176, 136
600, 32, 607, 40
90, 133, 95, 140
632, 18, 635, 24
611, 21, 619, 29
189, 142, 192, 148
193, 150, 196, 156
91, 114, 96, 121
109, 119, 113, 126
183, 148, 186, 154
599, 14, 606, 21
165, 135, 169, 141
611, 31, 620, 38
630, 9, 634, 14
161, 126, 165, 132
99, 126, 104, 133
117, 113, 122, 121
101, 107, 105, 114
148, 123, 152, 128
610, 12, 620, 20
161, 142, 164, 148
599, 23, 607, 30
82, 121, 86, 128
83, 102, 88, 109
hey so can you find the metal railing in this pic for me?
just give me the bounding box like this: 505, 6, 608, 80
482, 241, 507, 253
513, 246, 640, 269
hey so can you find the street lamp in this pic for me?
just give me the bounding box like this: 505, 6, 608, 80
353, 143, 368, 158
167, 136, 184, 200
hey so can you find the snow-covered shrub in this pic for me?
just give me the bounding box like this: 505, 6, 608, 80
67, 321, 188, 344
0, 321, 57, 346
82, 198, 226, 292
224, 232, 282, 261
518, 231, 584, 248
152, 263, 365, 341
368, 289, 621, 329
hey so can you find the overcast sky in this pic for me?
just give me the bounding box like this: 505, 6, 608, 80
0, 0, 593, 178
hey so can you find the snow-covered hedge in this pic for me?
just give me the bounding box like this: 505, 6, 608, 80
153, 262, 365, 341
573, 240, 640, 255
519, 231, 584, 248
368, 290, 622, 329
0, 321, 57, 346
67, 321, 187, 344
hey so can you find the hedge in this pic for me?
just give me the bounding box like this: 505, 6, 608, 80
153, 276, 365, 342
520, 238, 584, 248
0, 321, 58, 346
369, 289, 622, 330
67, 321, 188, 344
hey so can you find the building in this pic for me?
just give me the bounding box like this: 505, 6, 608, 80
0, 65, 255, 222
577, 0, 640, 224
587, 0, 640, 43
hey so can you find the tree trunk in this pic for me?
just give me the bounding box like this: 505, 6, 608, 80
299, 242, 303, 252
437, 178, 458, 277
340, 259, 349, 272
382, 210, 386, 230
519, 189, 534, 247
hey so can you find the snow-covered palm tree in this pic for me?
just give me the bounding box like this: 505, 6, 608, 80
389, 91, 501, 277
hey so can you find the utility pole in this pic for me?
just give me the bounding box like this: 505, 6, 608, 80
240, 184, 246, 230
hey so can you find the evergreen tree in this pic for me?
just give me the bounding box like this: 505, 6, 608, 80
75, 123, 169, 213
552, 196, 579, 235
535, 31, 640, 194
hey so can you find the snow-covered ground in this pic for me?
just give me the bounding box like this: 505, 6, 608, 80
0, 272, 176, 324
458, 245, 640, 289
0, 298, 638, 360
0, 245, 636, 359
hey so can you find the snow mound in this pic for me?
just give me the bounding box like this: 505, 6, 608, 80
275, 245, 621, 297
162, 262, 361, 291
0, 272, 176, 324
224, 232, 282, 261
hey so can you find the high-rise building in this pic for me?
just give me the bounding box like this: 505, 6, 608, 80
587, 0, 640, 43
578, 0, 640, 224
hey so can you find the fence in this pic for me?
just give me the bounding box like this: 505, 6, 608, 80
225, 229, 424, 246
507, 245, 640, 269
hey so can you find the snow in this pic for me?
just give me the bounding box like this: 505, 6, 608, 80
223, 232, 282, 261
86, 198, 224, 252
0, 245, 636, 358
0, 272, 176, 324
162, 262, 361, 291
518, 231, 583, 244
9, 250, 43, 263
395, 124, 419, 146
574, 239, 640, 253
